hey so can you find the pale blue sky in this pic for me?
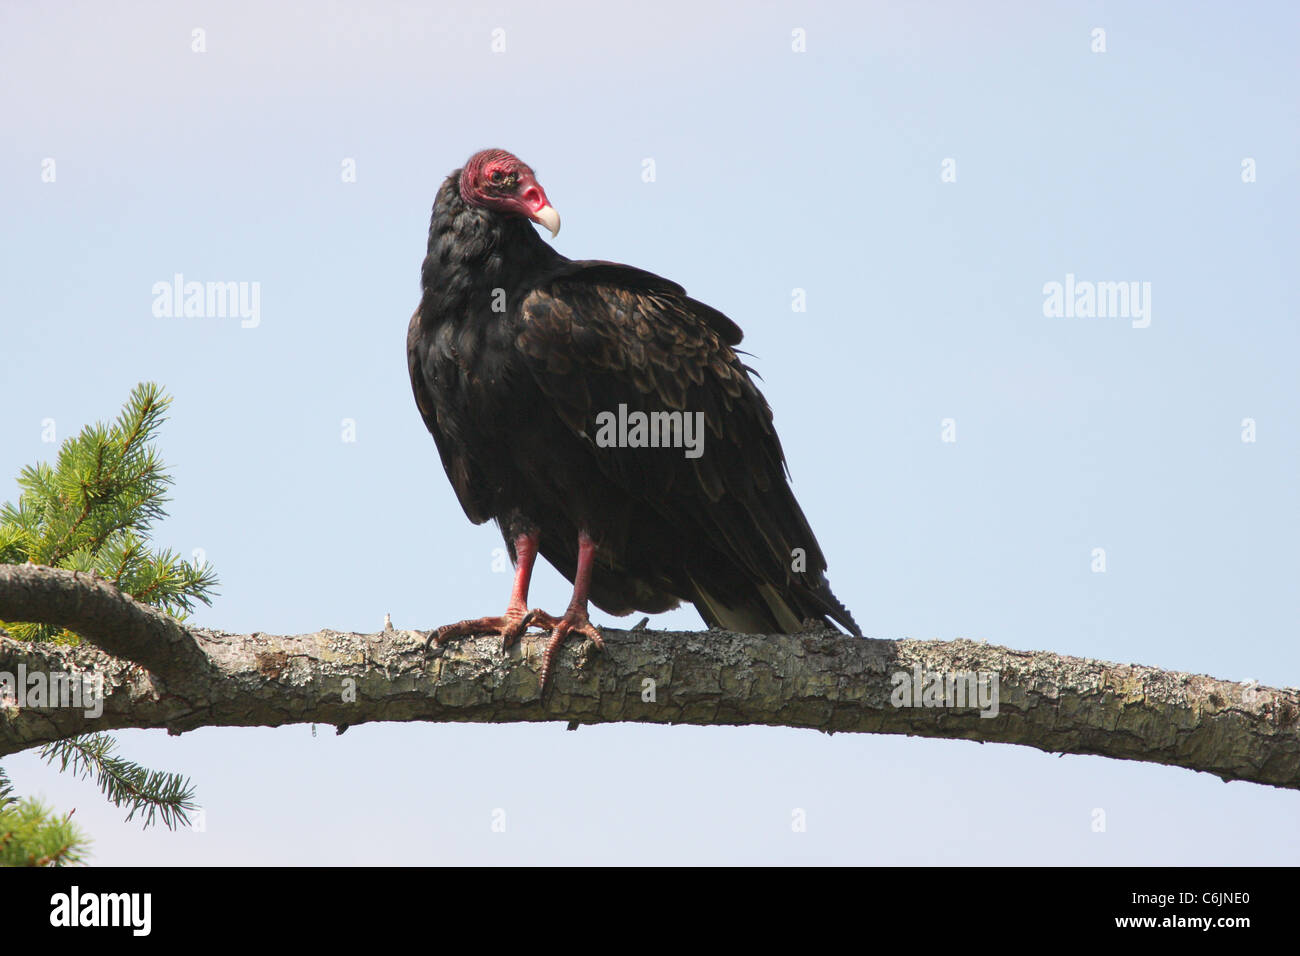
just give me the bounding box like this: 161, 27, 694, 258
2, 0, 1297, 863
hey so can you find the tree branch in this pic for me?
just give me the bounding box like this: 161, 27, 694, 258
0, 564, 209, 682
1, 565, 1296, 789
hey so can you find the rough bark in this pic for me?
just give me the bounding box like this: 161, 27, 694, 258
0, 564, 210, 682
1, 565, 1297, 789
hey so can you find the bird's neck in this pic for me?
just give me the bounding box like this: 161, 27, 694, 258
419, 183, 559, 320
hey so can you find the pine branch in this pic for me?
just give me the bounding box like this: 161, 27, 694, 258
0, 382, 217, 647
41, 734, 196, 829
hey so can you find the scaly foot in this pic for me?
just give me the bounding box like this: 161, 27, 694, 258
425, 604, 556, 651
539, 606, 604, 689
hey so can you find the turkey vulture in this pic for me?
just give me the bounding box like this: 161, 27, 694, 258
408, 148, 860, 686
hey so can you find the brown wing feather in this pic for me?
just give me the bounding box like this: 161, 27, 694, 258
514, 265, 846, 625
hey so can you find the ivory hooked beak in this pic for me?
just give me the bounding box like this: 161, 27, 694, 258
532, 204, 561, 237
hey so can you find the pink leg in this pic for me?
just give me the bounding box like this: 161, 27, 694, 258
538, 530, 605, 688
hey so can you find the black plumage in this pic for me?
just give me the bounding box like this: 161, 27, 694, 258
408, 149, 859, 682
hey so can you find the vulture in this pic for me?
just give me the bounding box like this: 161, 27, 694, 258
408, 148, 860, 686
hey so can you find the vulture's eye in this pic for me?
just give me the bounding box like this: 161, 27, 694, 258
489, 169, 504, 185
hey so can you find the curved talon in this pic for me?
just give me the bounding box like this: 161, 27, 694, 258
498, 614, 526, 648
503, 608, 566, 647
525, 608, 560, 629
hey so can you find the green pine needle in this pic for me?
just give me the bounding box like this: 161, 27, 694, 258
0, 381, 218, 640
0, 794, 90, 867
40, 735, 197, 830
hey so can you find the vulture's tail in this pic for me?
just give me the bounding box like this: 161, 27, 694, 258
690, 573, 861, 637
